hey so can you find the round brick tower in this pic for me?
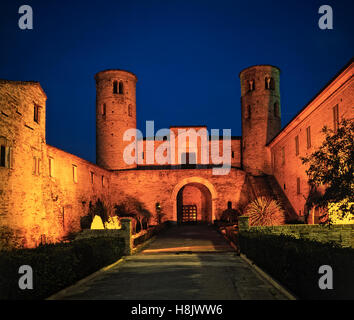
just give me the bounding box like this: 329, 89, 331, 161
95, 69, 138, 170
239, 65, 281, 176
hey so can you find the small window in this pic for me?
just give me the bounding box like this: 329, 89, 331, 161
128, 104, 132, 117
306, 126, 311, 149
90, 171, 94, 184
72, 165, 78, 183
33, 156, 40, 175
265, 77, 275, 90
274, 102, 279, 117
113, 81, 118, 94
296, 177, 301, 195
295, 135, 299, 156
34, 105, 40, 123
119, 81, 124, 94
265, 77, 270, 89
248, 80, 255, 91
227, 201, 232, 210
333, 104, 339, 132
142, 151, 144, 160
49, 157, 54, 177
102, 103, 106, 117
232, 151, 235, 158
102, 176, 105, 187
245, 105, 251, 119
0, 145, 5, 167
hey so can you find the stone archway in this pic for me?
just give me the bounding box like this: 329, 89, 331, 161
171, 177, 217, 223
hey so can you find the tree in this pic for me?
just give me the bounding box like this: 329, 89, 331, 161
114, 196, 152, 233
301, 118, 354, 224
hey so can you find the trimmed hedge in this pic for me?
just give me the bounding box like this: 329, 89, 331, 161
0, 237, 125, 300
239, 232, 354, 299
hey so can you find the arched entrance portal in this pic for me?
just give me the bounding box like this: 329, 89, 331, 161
177, 183, 212, 223
171, 177, 217, 224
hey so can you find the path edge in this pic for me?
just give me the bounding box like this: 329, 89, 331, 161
240, 253, 297, 300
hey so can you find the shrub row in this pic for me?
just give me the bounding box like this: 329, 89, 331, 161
238, 232, 354, 299
0, 237, 125, 300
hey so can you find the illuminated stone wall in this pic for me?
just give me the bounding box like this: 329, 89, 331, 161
1, 60, 353, 248
268, 61, 354, 221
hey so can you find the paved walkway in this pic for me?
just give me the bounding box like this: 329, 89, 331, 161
52, 225, 288, 300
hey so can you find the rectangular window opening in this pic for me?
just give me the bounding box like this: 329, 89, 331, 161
72, 165, 78, 183
306, 126, 311, 149
0, 145, 6, 167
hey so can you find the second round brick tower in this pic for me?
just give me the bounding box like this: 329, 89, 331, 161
239, 65, 281, 176
95, 69, 138, 170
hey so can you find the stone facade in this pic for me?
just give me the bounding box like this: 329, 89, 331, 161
268, 59, 354, 222
0, 58, 353, 248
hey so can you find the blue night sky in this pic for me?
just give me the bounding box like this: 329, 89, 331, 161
1, 0, 353, 163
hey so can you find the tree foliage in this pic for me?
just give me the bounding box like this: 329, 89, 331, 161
301, 118, 354, 223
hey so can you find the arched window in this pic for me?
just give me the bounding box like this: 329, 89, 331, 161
265, 77, 275, 90
265, 77, 271, 89
248, 80, 255, 91
119, 81, 124, 94
113, 81, 118, 94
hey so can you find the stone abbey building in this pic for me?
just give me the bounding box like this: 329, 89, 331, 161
0, 59, 353, 248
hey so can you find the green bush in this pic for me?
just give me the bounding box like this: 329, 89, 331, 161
0, 237, 125, 300
238, 232, 354, 299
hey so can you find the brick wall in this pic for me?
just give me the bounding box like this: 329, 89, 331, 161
269, 61, 354, 221
110, 167, 250, 223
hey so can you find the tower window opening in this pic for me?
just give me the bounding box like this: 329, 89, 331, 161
227, 201, 232, 209
119, 81, 124, 94
265, 77, 270, 89
113, 81, 118, 94
265, 77, 275, 90
274, 102, 279, 117
245, 105, 251, 119
248, 80, 255, 91
102, 103, 106, 117
128, 104, 132, 117
34, 105, 40, 123
232, 151, 235, 158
